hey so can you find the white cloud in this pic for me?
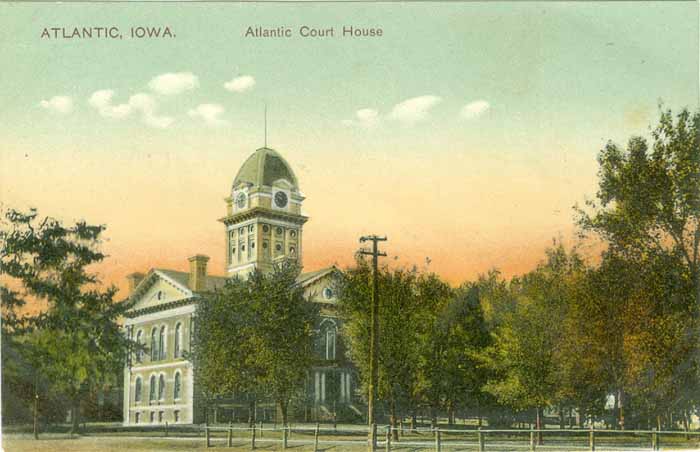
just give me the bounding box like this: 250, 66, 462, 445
88, 90, 173, 128
389, 95, 442, 124
342, 108, 380, 129
460, 100, 490, 120
188, 103, 229, 127
129, 92, 174, 129
224, 75, 256, 93
148, 72, 199, 95
39, 95, 73, 114
88, 90, 131, 119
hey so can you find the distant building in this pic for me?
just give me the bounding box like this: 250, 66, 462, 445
122, 147, 356, 425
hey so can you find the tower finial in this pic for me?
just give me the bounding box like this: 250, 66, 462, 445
264, 104, 267, 147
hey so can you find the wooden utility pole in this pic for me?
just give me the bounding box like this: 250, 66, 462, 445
359, 235, 387, 452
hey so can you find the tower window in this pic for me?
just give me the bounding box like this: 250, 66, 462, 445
248, 224, 254, 232
241, 245, 246, 251
239, 227, 244, 235
323, 287, 334, 300
289, 246, 296, 255
263, 225, 269, 233
251, 242, 256, 249
276, 227, 283, 235
290, 230, 297, 238
275, 243, 282, 252
262, 242, 268, 249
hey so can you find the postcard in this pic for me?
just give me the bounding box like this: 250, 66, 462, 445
1, 1, 698, 451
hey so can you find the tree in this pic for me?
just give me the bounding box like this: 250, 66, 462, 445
577, 108, 700, 428
0, 208, 132, 434
192, 261, 318, 426
577, 107, 700, 327
337, 260, 430, 435
480, 243, 583, 440
418, 283, 491, 427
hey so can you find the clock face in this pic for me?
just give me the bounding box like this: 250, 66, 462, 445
274, 191, 288, 208
236, 193, 246, 209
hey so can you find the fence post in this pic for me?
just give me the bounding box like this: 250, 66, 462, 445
283, 424, 289, 449
588, 425, 595, 452
400, 420, 404, 438
260, 420, 263, 438
386, 427, 392, 452
228, 421, 233, 447
434, 427, 441, 452
478, 427, 485, 452
530, 426, 535, 452
205, 423, 211, 448
652, 427, 658, 451
251, 422, 256, 450
165, 421, 169, 438
314, 423, 320, 452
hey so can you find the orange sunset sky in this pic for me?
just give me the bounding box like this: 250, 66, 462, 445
1, 3, 697, 303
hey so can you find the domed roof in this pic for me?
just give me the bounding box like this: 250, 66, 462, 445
232, 147, 299, 191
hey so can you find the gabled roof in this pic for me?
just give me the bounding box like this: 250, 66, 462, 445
296, 266, 338, 287
131, 265, 338, 302
154, 269, 229, 293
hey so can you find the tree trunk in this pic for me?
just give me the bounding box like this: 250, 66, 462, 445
430, 405, 437, 429
389, 400, 399, 441
448, 403, 455, 426
279, 399, 288, 427
70, 397, 80, 436
248, 399, 256, 427
410, 411, 417, 433
33, 375, 39, 440
558, 406, 564, 429
535, 406, 543, 445
618, 389, 625, 430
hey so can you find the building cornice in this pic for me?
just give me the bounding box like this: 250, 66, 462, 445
126, 296, 199, 319
218, 207, 308, 226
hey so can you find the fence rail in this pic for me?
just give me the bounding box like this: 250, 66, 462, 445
174, 422, 700, 451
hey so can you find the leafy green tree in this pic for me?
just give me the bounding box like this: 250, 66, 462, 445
481, 243, 582, 439
0, 208, 132, 434
577, 108, 700, 428
418, 283, 491, 427
192, 262, 318, 426
337, 260, 429, 436
577, 107, 699, 326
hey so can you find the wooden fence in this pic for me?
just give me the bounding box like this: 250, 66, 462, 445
182, 422, 700, 451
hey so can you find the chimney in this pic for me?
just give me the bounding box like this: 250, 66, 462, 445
126, 272, 145, 295
188, 255, 210, 292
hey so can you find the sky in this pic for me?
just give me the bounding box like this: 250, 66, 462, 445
0, 2, 698, 299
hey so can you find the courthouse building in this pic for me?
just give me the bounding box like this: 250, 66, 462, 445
122, 147, 355, 425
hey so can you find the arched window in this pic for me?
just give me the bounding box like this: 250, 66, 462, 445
318, 320, 337, 360
158, 326, 166, 360
136, 330, 143, 362
326, 328, 336, 360
134, 377, 142, 402
149, 375, 156, 401
150, 328, 158, 361
158, 374, 165, 401
174, 323, 181, 358
174, 372, 181, 400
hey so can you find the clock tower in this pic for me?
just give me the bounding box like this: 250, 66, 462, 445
219, 147, 307, 278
